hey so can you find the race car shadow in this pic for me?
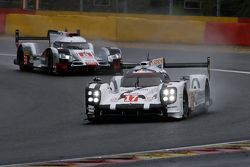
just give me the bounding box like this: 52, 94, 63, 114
84, 110, 215, 125
84, 116, 182, 125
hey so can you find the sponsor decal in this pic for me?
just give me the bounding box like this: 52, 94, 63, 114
85, 61, 98, 66
151, 57, 164, 66
23, 50, 29, 65
78, 52, 93, 58
151, 57, 164, 68
191, 78, 200, 89
124, 95, 139, 102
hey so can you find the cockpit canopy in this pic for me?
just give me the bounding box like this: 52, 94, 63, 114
53, 41, 90, 50
121, 70, 170, 87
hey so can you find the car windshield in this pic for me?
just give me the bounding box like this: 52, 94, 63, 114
121, 75, 162, 87
53, 42, 89, 50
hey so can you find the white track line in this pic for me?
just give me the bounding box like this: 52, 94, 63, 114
211, 68, 250, 75
0, 53, 15, 57
2, 140, 250, 167
1, 53, 250, 76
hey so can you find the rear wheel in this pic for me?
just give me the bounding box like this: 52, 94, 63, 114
110, 59, 122, 75
203, 80, 210, 112
18, 47, 33, 72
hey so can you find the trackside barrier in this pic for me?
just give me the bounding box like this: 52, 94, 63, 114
5, 14, 117, 40
116, 17, 206, 44
0, 8, 34, 34
204, 22, 250, 46
36, 10, 238, 23
0, 14, 5, 34
4, 12, 250, 46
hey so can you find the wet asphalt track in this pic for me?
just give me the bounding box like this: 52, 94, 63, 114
0, 37, 250, 166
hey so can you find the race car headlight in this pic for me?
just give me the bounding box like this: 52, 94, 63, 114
65, 55, 70, 59
93, 90, 100, 97
163, 97, 168, 102
60, 54, 71, 60
161, 87, 177, 104
169, 95, 176, 102
93, 98, 99, 103
88, 91, 92, 96
86, 89, 101, 105
108, 54, 121, 63
163, 89, 169, 96
88, 97, 94, 102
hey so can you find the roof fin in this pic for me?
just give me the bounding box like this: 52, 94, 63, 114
147, 52, 150, 61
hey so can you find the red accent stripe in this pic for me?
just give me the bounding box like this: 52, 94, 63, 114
85, 61, 98, 66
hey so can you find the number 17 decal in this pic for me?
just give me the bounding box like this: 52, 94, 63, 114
124, 95, 139, 102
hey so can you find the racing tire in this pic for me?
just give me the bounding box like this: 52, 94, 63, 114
203, 80, 210, 112
47, 50, 54, 75
18, 47, 33, 72
111, 59, 122, 75
182, 90, 190, 119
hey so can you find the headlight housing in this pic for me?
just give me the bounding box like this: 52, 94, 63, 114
161, 87, 177, 104
59, 53, 71, 60
86, 89, 101, 105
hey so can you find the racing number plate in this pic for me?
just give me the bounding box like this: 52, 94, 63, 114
124, 95, 139, 102
78, 52, 93, 58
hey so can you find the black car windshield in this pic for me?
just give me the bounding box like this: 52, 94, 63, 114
121, 75, 162, 87
53, 42, 89, 50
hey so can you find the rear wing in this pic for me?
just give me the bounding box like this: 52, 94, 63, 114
121, 57, 211, 80
164, 57, 211, 79
121, 62, 140, 69
15, 29, 81, 47
15, 29, 50, 47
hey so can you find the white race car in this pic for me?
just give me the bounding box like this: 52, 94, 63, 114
14, 29, 122, 74
85, 57, 211, 122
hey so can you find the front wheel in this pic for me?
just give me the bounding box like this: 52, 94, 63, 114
47, 52, 54, 74
182, 90, 190, 119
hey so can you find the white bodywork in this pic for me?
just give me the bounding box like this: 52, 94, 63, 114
86, 58, 210, 120
15, 30, 122, 73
